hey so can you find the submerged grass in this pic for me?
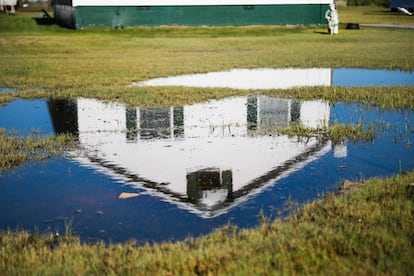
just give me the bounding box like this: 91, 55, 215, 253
328, 122, 377, 143
272, 121, 377, 145
1, 171, 413, 274
0, 129, 77, 175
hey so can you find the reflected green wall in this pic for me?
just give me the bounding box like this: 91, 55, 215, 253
71, 5, 329, 29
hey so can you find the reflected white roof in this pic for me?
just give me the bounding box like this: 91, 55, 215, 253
71, 96, 332, 217
134, 68, 332, 90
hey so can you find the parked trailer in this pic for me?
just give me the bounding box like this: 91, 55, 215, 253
53, 0, 334, 29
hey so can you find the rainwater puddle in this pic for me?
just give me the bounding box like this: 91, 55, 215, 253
0, 87, 15, 93
134, 68, 414, 89
1, 96, 413, 244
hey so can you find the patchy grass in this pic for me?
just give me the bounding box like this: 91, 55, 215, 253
0, 129, 77, 175
276, 121, 377, 144
1, 171, 413, 274
2, 86, 414, 110
328, 122, 377, 143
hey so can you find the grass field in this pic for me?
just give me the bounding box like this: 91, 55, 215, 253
1, 8, 414, 90
0, 5, 414, 274
1, 18, 413, 107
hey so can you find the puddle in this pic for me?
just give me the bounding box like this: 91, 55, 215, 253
0, 99, 56, 136
333, 68, 414, 86
0, 87, 15, 93
133, 68, 414, 89
71, 97, 331, 217
0, 96, 413, 244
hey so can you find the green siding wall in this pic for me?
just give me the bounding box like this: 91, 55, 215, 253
73, 5, 329, 29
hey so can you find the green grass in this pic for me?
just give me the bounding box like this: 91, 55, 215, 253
1, 9, 413, 111
1, 171, 413, 274
1, 9, 413, 95
2, 84, 414, 111
0, 129, 77, 175
275, 121, 377, 144
328, 122, 377, 143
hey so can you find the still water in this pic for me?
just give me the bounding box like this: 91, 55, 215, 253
134, 68, 414, 89
1, 95, 413, 244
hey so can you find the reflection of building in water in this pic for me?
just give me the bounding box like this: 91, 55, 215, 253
136, 68, 333, 89
246, 97, 328, 130
125, 107, 184, 142
122, 96, 329, 141
48, 96, 332, 217
47, 99, 79, 135
187, 168, 233, 208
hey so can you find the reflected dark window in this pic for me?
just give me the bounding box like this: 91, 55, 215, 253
187, 168, 233, 205
291, 100, 301, 123
247, 97, 258, 130
260, 97, 290, 129
126, 107, 138, 142
139, 108, 171, 139
221, 170, 233, 199
47, 99, 78, 136
248, 97, 303, 131
173, 107, 184, 138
